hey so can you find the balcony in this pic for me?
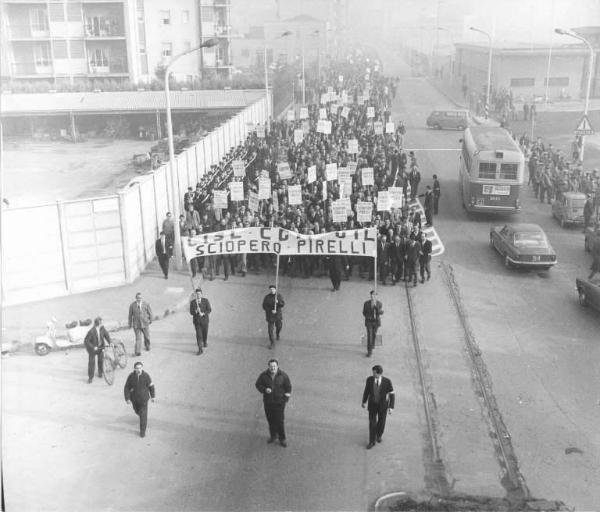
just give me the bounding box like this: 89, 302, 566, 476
84, 18, 124, 38
214, 24, 230, 37
12, 61, 53, 76
88, 60, 128, 75
7, 24, 50, 40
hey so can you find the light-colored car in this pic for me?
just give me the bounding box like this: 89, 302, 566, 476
551, 191, 587, 228
490, 223, 557, 270
426, 109, 471, 131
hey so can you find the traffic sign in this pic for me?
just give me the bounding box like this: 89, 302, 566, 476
574, 115, 594, 135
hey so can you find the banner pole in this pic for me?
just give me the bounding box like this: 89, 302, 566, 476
373, 253, 377, 295
274, 254, 280, 312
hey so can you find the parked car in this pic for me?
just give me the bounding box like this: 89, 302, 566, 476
575, 275, 600, 311
426, 109, 471, 130
551, 191, 587, 228
490, 223, 557, 270
584, 221, 600, 252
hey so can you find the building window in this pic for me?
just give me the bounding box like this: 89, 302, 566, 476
201, 6, 214, 22
544, 77, 569, 87
162, 42, 172, 57
160, 10, 171, 25
49, 3, 65, 22
182, 10, 190, 23
139, 45, 146, 55
66, 3, 81, 22
29, 8, 49, 32
54, 40, 68, 59
90, 48, 108, 67
34, 44, 51, 66
70, 40, 85, 59
510, 78, 535, 87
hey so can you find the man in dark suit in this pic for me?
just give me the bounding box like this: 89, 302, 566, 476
262, 285, 284, 349
190, 288, 212, 355
84, 316, 112, 383
377, 234, 390, 285
155, 231, 173, 279
128, 292, 153, 356
124, 361, 155, 438
362, 290, 383, 357
361, 364, 395, 449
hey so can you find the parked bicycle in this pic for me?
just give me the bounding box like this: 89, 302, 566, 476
102, 339, 128, 385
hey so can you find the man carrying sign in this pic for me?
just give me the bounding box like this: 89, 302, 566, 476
262, 285, 285, 349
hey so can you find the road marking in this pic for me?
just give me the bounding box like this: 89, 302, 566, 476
403, 148, 461, 151
407, 198, 445, 257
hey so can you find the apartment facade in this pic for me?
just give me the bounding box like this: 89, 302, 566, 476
0, 0, 232, 87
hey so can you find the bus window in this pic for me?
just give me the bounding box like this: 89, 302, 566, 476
479, 162, 496, 179
499, 163, 518, 180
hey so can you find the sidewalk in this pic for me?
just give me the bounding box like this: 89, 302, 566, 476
1, 259, 197, 353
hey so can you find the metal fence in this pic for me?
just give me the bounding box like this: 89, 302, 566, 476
1, 95, 269, 305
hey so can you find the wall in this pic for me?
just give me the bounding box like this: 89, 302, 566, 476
0, 95, 268, 305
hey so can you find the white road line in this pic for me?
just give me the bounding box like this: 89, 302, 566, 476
407, 198, 446, 257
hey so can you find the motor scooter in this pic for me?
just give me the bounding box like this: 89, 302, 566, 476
34, 318, 91, 356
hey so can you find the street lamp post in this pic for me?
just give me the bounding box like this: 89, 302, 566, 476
164, 38, 218, 270
555, 28, 595, 163
470, 26, 492, 119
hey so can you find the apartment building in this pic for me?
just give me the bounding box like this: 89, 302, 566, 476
0, 0, 232, 87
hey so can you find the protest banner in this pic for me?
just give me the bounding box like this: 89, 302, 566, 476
248, 191, 259, 212
357, 201, 373, 223
319, 108, 327, 120
288, 185, 302, 205
256, 124, 266, 138
320, 94, 328, 105
386, 121, 395, 133
367, 107, 375, 118
183, 227, 378, 260
300, 107, 309, 119
374, 121, 383, 135
388, 186, 403, 208
377, 190, 391, 211
258, 177, 271, 199
307, 164, 317, 183
362, 167, 374, 186
287, 110, 295, 122
213, 190, 228, 210
332, 202, 348, 223
293, 129, 304, 144
229, 181, 244, 202
277, 162, 292, 180
325, 162, 338, 181
232, 159, 245, 177
348, 139, 358, 154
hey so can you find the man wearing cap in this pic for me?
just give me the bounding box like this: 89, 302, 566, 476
190, 288, 212, 355
362, 291, 383, 357
262, 285, 285, 349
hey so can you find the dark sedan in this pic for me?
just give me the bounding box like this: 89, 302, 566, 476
490, 223, 557, 270
576, 275, 600, 312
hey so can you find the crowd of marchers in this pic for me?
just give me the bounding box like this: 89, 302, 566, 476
164, 53, 439, 288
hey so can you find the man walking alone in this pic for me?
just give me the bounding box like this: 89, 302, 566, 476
128, 292, 153, 356
124, 361, 155, 438
255, 359, 292, 447
262, 285, 284, 349
361, 365, 395, 449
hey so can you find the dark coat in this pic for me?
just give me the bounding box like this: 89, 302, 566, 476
190, 297, 211, 326
363, 299, 383, 327
362, 376, 395, 409
124, 370, 155, 405
84, 325, 111, 355
255, 369, 292, 405
263, 292, 284, 321
155, 238, 173, 258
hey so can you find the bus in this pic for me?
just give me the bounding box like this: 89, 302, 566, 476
459, 126, 525, 213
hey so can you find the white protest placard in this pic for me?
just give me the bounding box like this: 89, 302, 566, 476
386, 122, 395, 133
340, 196, 352, 215
277, 162, 292, 180
348, 139, 358, 154
258, 177, 271, 199
362, 167, 374, 186
300, 107, 309, 119
329, 103, 338, 114
338, 168, 352, 197
377, 190, 391, 211
287, 109, 295, 122
348, 161, 358, 175
256, 124, 266, 138
357, 201, 373, 223
319, 108, 327, 120
338, 75, 344, 83
260, 169, 270, 179
307, 165, 317, 183
294, 128, 304, 144
327, 86, 334, 94
320, 94, 328, 105
272, 190, 279, 211
388, 186, 403, 208
232, 159, 245, 177
325, 162, 338, 181
332, 202, 347, 223
229, 181, 244, 201
288, 185, 302, 205
341, 106, 350, 118
248, 191, 259, 212
337, 167, 351, 183
317, 120, 331, 134
367, 107, 375, 118
213, 190, 228, 210
374, 121, 383, 135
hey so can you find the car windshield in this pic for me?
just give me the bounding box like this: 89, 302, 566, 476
513, 232, 548, 248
